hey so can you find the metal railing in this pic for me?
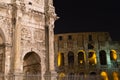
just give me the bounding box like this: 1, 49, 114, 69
57, 75, 102, 80
0, 74, 102, 80
0, 74, 42, 80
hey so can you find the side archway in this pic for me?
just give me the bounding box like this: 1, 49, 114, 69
0, 29, 5, 80
23, 52, 41, 80
0, 35, 5, 73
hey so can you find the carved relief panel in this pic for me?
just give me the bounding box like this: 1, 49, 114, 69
21, 27, 31, 40
34, 29, 45, 42
21, 27, 32, 47
34, 29, 45, 50
0, 16, 12, 45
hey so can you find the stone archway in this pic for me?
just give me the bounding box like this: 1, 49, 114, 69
0, 33, 5, 80
88, 50, 97, 65
100, 71, 109, 80
89, 72, 97, 80
99, 50, 107, 65
23, 52, 41, 80
78, 50, 86, 65
68, 51, 74, 66
112, 71, 119, 80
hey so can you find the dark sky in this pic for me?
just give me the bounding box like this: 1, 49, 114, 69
53, 0, 120, 41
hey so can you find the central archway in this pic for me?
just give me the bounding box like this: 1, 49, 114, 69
23, 52, 41, 80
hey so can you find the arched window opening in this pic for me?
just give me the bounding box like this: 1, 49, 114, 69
68, 51, 74, 66
59, 36, 63, 41
61, 53, 64, 66
88, 35, 92, 41
90, 72, 96, 75
78, 50, 86, 65
58, 53, 64, 67
23, 52, 41, 80
100, 71, 109, 80
110, 50, 117, 61
112, 72, 119, 80
58, 53, 61, 67
89, 72, 97, 80
99, 50, 107, 65
88, 43, 94, 49
88, 51, 97, 65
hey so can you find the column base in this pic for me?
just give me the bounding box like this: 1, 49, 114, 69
44, 70, 58, 80
50, 70, 58, 80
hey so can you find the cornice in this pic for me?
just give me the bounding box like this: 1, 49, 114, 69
0, 2, 12, 9
0, 2, 45, 16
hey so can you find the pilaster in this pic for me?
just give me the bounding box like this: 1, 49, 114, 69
44, 0, 58, 79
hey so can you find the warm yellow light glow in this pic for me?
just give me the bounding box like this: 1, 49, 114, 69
101, 71, 108, 80
113, 72, 119, 80
78, 50, 85, 53
88, 50, 97, 65
92, 53, 97, 64
111, 50, 117, 60
59, 73, 65, 80
59, 73, 65, 77
80, 60, 83, 64
58, 52, 61, 67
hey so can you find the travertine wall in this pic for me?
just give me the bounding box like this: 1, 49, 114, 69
54, 32, 120, 80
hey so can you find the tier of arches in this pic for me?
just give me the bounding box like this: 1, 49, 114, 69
57, 49, 118, 67
58, 71, 119, 80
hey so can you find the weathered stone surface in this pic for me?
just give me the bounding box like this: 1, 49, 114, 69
0, 0, 57, 80
55, 32, 120, 78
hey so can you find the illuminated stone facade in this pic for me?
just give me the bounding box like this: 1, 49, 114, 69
54, 32, 120, 80
0, 0, 57, 80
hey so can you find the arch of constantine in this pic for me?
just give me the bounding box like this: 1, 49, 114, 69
0, 0, 57, 80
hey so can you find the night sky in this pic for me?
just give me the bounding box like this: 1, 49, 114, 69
53, 0, 120, 41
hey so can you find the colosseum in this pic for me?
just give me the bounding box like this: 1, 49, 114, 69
54, 32, 120, 80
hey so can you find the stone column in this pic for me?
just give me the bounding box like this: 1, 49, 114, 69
48, 6, 58, 78
49, 26, 57, 80
12, 6, 23, 79
4, 44, 12, 80
44, 0, 58, 79
44, 26, 51, 80
13, 22, 23, 80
